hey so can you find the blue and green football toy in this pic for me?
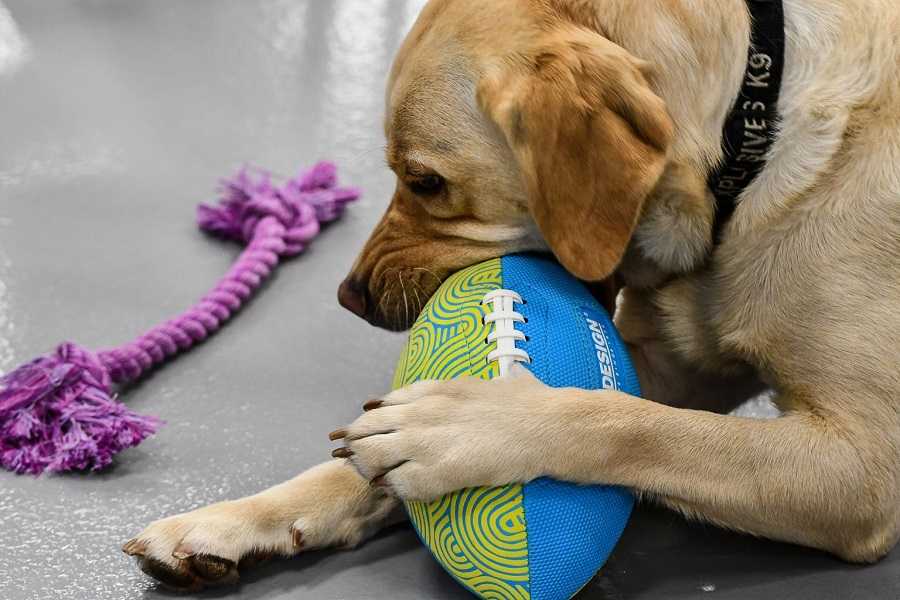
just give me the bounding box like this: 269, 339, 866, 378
393, 254, 641, 600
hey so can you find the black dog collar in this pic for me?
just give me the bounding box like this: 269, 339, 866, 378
708, 0, 785, 242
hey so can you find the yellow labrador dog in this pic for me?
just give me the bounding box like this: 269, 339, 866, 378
124, 0, 900, 590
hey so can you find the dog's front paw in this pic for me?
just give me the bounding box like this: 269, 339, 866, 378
333, 369, 554, 501
123, 500, 299, 592
124, 461, 398, 591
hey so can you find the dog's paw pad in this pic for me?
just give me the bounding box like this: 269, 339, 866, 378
138, 556, 201, 592
188, 554, 238, 583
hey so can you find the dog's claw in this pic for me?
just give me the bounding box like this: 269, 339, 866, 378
329, 428, 348, 441
172, 544, 196, 560
291, 527, 304, 550
363, 399, 384, 411
332, 447, 353, 459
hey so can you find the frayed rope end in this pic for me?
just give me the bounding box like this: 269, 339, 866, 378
0, 343, 161, 475
2, 161, 359, 476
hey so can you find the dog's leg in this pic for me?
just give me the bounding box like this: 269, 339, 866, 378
123, 460, 399, 591
548, 389, 900, 563
341, 376, 898, 563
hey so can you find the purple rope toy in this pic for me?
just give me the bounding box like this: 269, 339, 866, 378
0, 162, 360, 475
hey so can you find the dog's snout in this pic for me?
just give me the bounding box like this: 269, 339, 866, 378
338, 277, 367, 318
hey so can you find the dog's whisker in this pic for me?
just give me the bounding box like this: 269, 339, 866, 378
373, 267, 401, 322
376, 280, 397, 324
370, 266, 441, 328
399, 271, 410, 328
349, 143, 389, 163
409, 281, 423, 318
374, 267, 394, 294
411, 267, 443, 288
409, 277, 433, 317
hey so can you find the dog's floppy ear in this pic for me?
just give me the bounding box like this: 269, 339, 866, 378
478, 26, 673, 280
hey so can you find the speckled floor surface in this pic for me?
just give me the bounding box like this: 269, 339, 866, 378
0, 2, 897, 599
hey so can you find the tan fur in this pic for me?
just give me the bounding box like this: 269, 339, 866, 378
123, 461, 399, 589
478, 24, 674, 280
127, 0, 900, 588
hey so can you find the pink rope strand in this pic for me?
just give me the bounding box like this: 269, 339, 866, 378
0, 162, 360, 474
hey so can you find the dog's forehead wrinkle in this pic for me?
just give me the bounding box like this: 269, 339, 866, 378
388, 82, 489, 176
392, 63, 476, 128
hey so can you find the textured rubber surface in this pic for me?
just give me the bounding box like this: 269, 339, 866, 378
502, 254, 640, 395
394, 259, 530, 598
522, 480, 634, 600
394, 254, 640, 599
503, 255, 639, 600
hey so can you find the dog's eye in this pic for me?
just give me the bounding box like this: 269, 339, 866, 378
408, 174, 445, 196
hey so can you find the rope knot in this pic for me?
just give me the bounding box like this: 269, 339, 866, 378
2, 162, 358, 475
197, 161, 361, 256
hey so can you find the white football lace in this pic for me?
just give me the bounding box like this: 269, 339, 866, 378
482, 289, 531, 376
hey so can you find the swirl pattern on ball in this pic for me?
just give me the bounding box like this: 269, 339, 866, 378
393, 259, 530, 599
392, 259, 502, 388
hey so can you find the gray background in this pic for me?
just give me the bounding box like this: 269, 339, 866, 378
0, 1, 896, 599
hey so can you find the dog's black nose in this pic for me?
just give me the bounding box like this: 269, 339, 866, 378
337, 277, 367, 318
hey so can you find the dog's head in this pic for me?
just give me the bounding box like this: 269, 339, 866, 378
339, 0, 673, 330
